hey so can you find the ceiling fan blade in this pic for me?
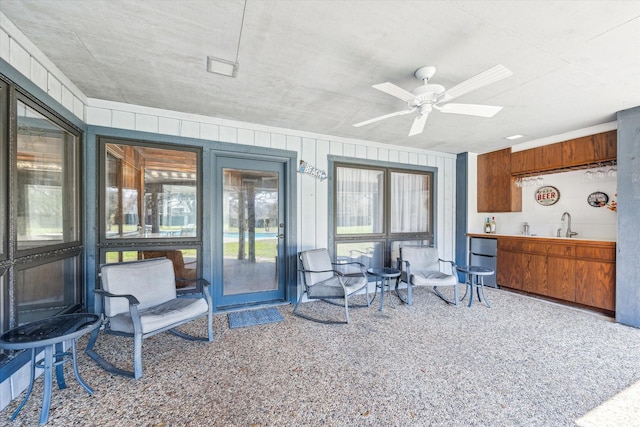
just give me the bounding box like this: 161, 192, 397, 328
408, 113, 429, 136
439, 64, 513, 103
437, 103, 503, 117
372, 82, 417, 103
353, 108, 416, 127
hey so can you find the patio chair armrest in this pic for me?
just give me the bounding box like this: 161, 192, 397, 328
332, 261, 364, 267
298, 268, 344, 277
397, 259, 411, 281
176, 278, 212, 308
438, 259, 457, 274
175, 277, 211, 288
332, 261, 366, 275
94, 288, 140, 306
397, 258, 411, 272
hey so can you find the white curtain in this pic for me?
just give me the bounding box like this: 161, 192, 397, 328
391, 172, 429, 233
336, 167, 384, 234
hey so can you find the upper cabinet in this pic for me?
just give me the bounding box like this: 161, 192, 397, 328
563, 131, 617, 167
535, 142, 564, 171
477, 148, 522, 212
511, 130, 617, 175
478, 130, 617, 213
510, 149, 535, 175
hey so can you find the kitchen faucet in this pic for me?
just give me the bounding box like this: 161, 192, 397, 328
561, 212, 578, 238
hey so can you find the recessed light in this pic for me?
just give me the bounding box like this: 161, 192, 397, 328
505, 134, 524, 140
207, 56, 238, 77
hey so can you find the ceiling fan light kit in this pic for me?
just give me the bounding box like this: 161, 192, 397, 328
354, 64, 513, 136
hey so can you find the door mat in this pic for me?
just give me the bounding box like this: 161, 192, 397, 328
228, 307, 284, 329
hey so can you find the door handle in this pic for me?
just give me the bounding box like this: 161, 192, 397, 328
278, 234, 284, 239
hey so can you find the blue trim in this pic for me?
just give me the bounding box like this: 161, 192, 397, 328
455, 153, 469, 282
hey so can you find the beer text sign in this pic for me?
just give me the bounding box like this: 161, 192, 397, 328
298, 160, 327, 181
535, 186, 560, 206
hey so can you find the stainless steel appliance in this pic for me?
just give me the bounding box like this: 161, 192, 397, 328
469, 237, 497, 288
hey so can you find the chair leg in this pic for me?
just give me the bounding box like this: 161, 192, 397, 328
133, 332, 143, 380
207, 310, 214, 341
344, 297, 350, 324
453, 283, 459, 306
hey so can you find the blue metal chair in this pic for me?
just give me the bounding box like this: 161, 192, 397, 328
86, 258, 213, 379
396, 246, 459, 305
295, 248, 370, 324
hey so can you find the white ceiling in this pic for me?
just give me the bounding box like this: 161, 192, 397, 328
2, 0, 640, 154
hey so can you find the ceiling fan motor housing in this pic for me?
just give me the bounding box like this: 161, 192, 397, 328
409, 84, 445, 106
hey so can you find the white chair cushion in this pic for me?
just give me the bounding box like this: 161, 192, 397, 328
411, 270, 458, 287
400, 246, 439, 271
307, 275, 367, 298
300, 249, 334, 285
101, 258, 177, 317
109, 297, 209, 334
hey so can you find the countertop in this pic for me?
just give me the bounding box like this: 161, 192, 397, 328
467, 233, 616, 244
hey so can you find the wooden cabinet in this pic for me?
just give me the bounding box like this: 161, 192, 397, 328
562, 135, 596, 167
547, 255, 575, 301
535, 143, 564, 171
523, 252, 547, 294
487, 235, 615, 312
509, 130, 617, 175
511, 150, 535, 175
563, 131, 617, 167
479, 132, 616, 214
592, 130, 617, 162
477, 148, 522, 213
520, 240, 574, 300
497, 238, 522, 289
575, 245, 616, 311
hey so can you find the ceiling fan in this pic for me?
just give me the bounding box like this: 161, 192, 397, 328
354, 64, 513, 136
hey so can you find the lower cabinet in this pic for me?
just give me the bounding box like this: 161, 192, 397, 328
546, 255, 575, 301
523, 252, 547, 294
575, 246, 616, 311
494, 235, 615, 312
496, 238, 522, 290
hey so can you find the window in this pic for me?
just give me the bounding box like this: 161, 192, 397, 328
15, 254, 82, 325
103, 143, 198, 240
0, 79, 83, 350
17, 100, 78, 250
0, 80, 8, 260
333, 163, 434, 269
98, 139, 202, 292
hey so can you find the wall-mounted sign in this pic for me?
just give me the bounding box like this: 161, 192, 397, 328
298, 160, 327, 181
587, 191, 609, 207
535, 186, 560, 206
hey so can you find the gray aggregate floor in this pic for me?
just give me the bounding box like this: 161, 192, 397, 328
2, 286, 639, 426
